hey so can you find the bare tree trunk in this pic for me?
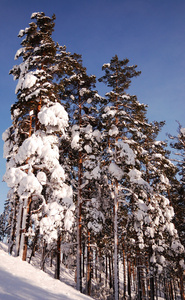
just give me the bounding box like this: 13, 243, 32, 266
140, 256, 146, 300
76, 151, 82, 292
127, 256, 131, 300
9, 201, 17, 255
50, 249, 53, 267
106, 254, 108, 287
86, 231, 92, 296
99, 249, 102, 284
122, 243, 126, 299
82, 243, 85, 278
149, 248, 155, 300
21, 197, 32, 261
109, 254, 113, 290
114, 180, 119, 300
15, 201, 24, 256
41, 240, 46, 271
55, 233, 61, 280
29, 228, 39, 263
179, 267, 185, 300
137, 255, 142, 300
95, 249, 98, 281
76, 86, 83, 292
21, 111, 33, 261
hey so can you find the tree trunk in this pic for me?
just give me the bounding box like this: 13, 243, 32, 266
137, 255, 142, 300
109, 254, 113, 290
114, 180, 119, 300
19, 198, 29, 260
55, 233, 61, 280
76, 150, 82, 292
9, 201, 17, 255
86, 231, 91, 296
95, 249, 98, 281
106, 254, 108, 287
122, 244, 126, 299
15, 201, 24, 256
82, 243, 85, 278
41, 240, 46, 271
179, 267, 185, 300
149, 247, 155, 300
21, 197, 32, 261
21, 110, 33, 261
76, 86, 83, 293
29, 229, 39, 263
127, 256, 131, 300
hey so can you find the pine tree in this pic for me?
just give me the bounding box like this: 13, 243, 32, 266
169, 123, 185, 246
3, 12, 74, 265
59, 53, 104, 293
98, 55, 184, 299
98, 55, 144, 300
169, 123, 185, 300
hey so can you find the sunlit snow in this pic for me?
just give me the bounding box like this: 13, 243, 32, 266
0, 243, 92, 300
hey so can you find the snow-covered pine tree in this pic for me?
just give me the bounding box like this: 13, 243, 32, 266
98, 55, 144, 300
125, 119, 185, 299
169, 124, 185, 300
169, 124, 185, 247
0, 199, 9, 242
128, 122, 178, 299
59, 53, 104, 293
3, 13, 74, 266
98, 55, 185, 299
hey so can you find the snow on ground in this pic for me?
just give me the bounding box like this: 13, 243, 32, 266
0, 242, 92, 300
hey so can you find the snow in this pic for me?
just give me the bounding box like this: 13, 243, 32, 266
117, 140, 135, 165
108, 162, 124, 180
102, 63, 110, 68
71, 125, 80, 149
84, 144, 92, 153
91, 165, 101, 179
109, 124, 119, 136
180, 127, 185, 136
79, 87, 89, 96
171, 240, 184, 253
31, 12, 40, 19
15, 72, 37, 94
160, 174, 170, 186
39, 201, 74, 243
37, 171, 47, 185
51, 165, 65, 182
92, 129, 101, 142
14, 47, 25, 60
38, 103, 69, 134
3, 168, 42, 199
128, 168, 151, 190
0, 243, 92, 300
18, 30, 25, 38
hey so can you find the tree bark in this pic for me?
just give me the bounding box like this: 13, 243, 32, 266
9, 201, 17, 255
77, 151, 82, 292
55, 233, 61, 280
127, 256, 131, 300
86, 231, 92, 296
15, 201, 23, 256
179, 267, 185, 300
109, 254, 113, 289
22, 197, 32, 261
114, 180, 119, 300
122, 244, 126, 299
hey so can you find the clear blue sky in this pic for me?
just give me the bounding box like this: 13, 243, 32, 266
0, 0, 185, 213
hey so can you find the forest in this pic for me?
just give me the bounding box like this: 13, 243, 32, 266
0, 12, 185, 300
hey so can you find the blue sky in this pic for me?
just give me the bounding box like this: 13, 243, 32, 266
0, 0, 185, 213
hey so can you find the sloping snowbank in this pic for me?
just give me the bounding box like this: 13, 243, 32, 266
0, 242, 92, 300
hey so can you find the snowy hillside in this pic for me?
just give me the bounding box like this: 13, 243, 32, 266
0, 242, 92, 300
